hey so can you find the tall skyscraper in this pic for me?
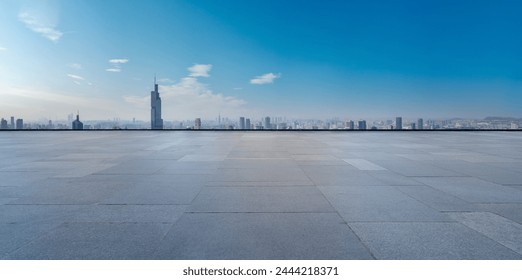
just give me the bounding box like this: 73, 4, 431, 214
348, 120, 355, 130
417, 118, 424, 130
245, 118, 251, 130
358, 120, 367, 130
411, 123, 416, 130
239, 117, 245, 130
16, 119, 23, 130
195, 118, 201, 129
10, 117, 14, 129
150, 77, 163, 130
72, 113, 83, 130
0, 118, 7, 129
264, 116, 271, 129
396, 117, 402, 130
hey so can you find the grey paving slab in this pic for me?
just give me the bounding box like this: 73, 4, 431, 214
301, 166, 385, 186
178, 155, 227, 162
6, 222, 173, 260
10, 180, 130, 205
0, 222, 63, 258
476, 204, 522, 224
0, 205, 84, 224
343, 159, 387, 170
428, 160, 522, 185
67, 205, 187, 223
320, 186, 451, 222
205, 181, 316, 187
93, 160, 166, 175
211, 168, 312, 183
1, 131, 522, 260
371, 159, 466, 177
219, 159, 298, 169
365, 170, 424, 186
296, 159, 350, 166
188, 187, 335, 213
414, 177, 522, 203
154, 213, 373, 259
349, 222, 521, 259
396, 185, 479, 211
448, 212, 522, 255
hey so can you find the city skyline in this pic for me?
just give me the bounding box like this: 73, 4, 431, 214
1, 0, 522, 120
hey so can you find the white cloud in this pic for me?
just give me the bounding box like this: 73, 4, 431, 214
69, 63, 82, 69
188, 64, 212, 77
250, 73, 281, 85
106, 58, 128, 73
109, 58, 129, 64
18, 12, 63, 42
67, 74, 84, 80
0, 47, 6, 51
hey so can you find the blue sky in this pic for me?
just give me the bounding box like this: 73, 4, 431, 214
0, 0, 521, 121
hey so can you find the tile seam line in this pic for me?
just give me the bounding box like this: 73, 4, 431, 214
446, 214, 522, 257
299, 164, 377, 260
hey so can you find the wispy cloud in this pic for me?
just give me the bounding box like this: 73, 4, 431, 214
18, 12, 63, 42
250, 73, 281, 85
106, 58, 129, 73
109, 58, 129, 64
69, 63, 82, 69
188, 64, 212, 77
67, 74, 84, 80
0, 47, 6, 51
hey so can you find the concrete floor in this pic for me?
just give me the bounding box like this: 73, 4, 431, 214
1, 131, 521, 259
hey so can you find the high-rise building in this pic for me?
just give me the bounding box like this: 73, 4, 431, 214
396, 117, 402, 130
264, 117, 271, 129
0, 118, 7, 129
411, 123, 416, 130
358, 120, 367, 130
10, 117, 14, 129
348, 120, 355, 130
195, 118, 201, 129
150, 77, 163, 129
72, 113, 83, 130
245, 118, 251, 130
417, 118, 424, 130
16, 119, 23, 130
239, 117, 245, 130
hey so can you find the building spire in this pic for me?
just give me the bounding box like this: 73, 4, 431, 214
154, 73, 156, 85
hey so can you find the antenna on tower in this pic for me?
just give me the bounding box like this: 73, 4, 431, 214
154, 73, 156, 85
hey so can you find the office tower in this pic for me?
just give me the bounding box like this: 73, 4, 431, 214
349, 120, 355, 130
264, 117, 271, 129
417, 118, 424, 130
0, 118, 7, 129
150, 77, 163, 129
195, 118, 201, 129
411, 123, 416, 130
16, 119, 23, 130
72, 113, 83, 130
10, 117, 14, 129
358, 120, 366, 130
239, 117, 245, 130
245, 118, 251, 130
396, 117, 402, 130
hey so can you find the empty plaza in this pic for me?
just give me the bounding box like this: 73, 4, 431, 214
1, 131, 522, 259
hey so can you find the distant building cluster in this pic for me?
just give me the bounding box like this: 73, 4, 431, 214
1, 78, 521, 131
0, 116, 24, 130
